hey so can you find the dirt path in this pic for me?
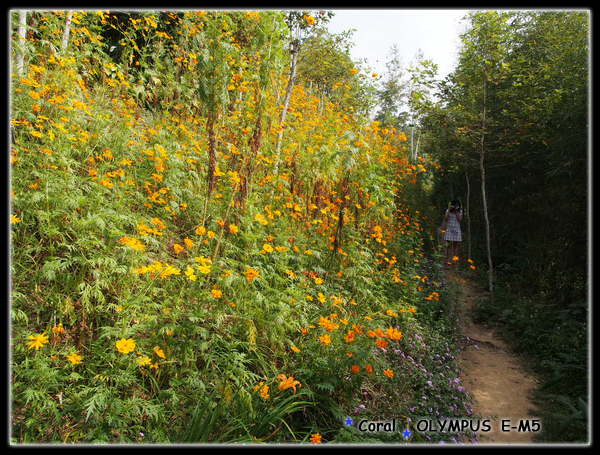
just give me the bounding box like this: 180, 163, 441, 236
447, 267, 540, 444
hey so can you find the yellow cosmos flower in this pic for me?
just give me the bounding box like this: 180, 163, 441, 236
153, 346, 166, 359
151, 217, 166, 230
116, 338, 135, 354
136, 356, 152, 366
285, 270, 297, 279
119, 236, 146, 252
254, 213, 268, 225
197, 264, 211, 274
185, 266, 197, 281
26, 333, 49, 350
66, 352, 82, 365
253, 382, 270, 400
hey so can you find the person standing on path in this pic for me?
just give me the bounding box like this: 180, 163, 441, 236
444, 199, 463, 265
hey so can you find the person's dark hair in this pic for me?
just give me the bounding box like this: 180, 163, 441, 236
451, 198, 461, 207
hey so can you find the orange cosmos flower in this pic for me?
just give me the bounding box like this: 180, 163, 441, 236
245, 267, 260, 282
385, 327, 402, 341
319, 334, 331, 346
310, 433, 322, 444
376, 339, 388, 349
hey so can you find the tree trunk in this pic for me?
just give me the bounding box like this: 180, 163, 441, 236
206, 115, 217, 197
480, 77, 494, 297
15, 11, 27, 76
415, 130, 421, 161
480, 147, 493, 297
273, 39, 299, 176
61, 11, 73, 53
465, 170, 472, 260
240, 114, 262, 203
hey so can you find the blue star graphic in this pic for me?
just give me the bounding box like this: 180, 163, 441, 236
402, 429, 411, 439
344, 417, 354, 426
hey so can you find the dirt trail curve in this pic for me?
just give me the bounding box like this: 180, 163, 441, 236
447, 267, 540, 444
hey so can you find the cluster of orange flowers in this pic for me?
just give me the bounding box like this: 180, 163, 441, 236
299, 304, 417, 382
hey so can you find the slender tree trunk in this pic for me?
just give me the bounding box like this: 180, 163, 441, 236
480, 147, 493, 296
480, 77, 494, 297
332, 174, 349, 255
61, 11, 73, 53
202, 114, 217, 224
240, 113, 262, 203
206, 114, 217, 197
15, 11, 27, 76
415, 129, 421, 161
465, 170, 472, 260
273, 39, 299, 176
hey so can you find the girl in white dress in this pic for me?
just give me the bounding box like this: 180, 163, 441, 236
444, 199, 463, 264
